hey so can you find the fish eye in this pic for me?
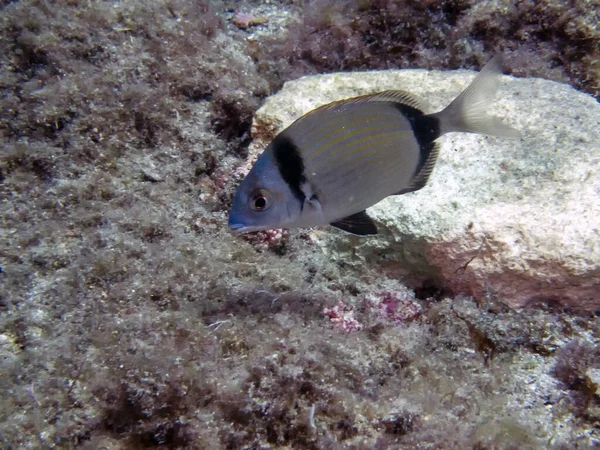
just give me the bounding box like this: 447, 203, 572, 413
250, 189, 272, 212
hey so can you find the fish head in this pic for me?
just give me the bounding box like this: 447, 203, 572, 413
228, 149, 303, 233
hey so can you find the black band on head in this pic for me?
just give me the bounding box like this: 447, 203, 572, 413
271, 134, 306, 203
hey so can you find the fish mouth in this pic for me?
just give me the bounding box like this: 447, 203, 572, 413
229, 223, 258, 233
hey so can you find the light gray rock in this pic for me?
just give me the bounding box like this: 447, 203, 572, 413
249, 68, 600, 310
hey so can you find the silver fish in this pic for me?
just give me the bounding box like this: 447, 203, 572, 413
229, 56, 520, 236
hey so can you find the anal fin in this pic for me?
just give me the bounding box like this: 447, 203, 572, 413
393, 141, 440, 195
330, 211, 378, 236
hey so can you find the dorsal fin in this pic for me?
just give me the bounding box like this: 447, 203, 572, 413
300, 90, 427, 120
363, 90, 427, 111
394, 141, 440, 195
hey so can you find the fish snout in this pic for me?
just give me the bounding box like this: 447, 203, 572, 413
228, 211, 253, 233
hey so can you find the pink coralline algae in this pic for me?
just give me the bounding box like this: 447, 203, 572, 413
323, 302, 363, 333
369, 292, 422, 324
245, 229, 289, 253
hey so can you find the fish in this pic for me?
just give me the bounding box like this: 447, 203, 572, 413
228, 56, 520, 236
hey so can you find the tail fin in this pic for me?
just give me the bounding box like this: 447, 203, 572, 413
432, 55, 521, 138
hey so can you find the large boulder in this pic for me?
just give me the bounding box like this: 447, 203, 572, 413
249, 67, 600, 310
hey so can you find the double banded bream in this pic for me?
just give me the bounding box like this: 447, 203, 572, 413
229, 56, 520, 236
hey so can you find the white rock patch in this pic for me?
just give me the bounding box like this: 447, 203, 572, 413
249, 68, 600, 310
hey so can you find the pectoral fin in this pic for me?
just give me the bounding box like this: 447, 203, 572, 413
301, 181, 324, 221
330, 211, 378, 236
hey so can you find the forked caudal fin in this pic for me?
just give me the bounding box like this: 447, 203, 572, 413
431, 55, 521, 138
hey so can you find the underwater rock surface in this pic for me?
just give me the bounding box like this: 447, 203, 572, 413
251, 69, 600, 310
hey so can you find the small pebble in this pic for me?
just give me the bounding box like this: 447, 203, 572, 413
232, 12, 269, 30
141, 169, 164, 183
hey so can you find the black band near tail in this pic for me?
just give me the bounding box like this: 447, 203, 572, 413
271, 133, 306, 203
392, 104, 440, 148
392, 103, 441, 180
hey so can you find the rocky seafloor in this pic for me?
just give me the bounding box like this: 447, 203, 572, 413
0, 1, 599, 449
